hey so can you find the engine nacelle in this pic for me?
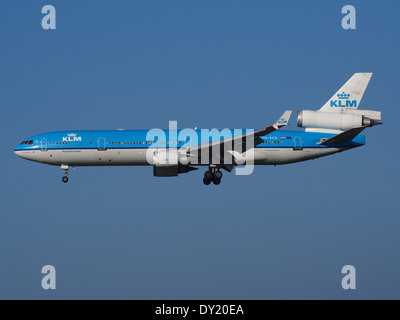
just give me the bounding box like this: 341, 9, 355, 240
153, 166, 178, 177
152, 149, 191, 177
153, 149, 179, 176
153, 149, 179, 167
297, 110, 378, 131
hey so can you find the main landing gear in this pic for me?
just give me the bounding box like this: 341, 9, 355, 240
203, 167, 223, 186
61, 165, 69, 183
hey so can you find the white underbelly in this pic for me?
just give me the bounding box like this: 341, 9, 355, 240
253, 147, 342, 165
21, 147, 343, 167
34, 149, 149, 166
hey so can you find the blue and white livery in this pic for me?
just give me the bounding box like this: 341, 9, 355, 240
15, 73, 382, 185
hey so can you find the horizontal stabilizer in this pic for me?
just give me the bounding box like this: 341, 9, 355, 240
318, 127, 366, 146
339, 109, 382, 121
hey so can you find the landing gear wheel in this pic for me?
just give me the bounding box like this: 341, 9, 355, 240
204, 171, 213, 180
214, 170, 223, 179
213, 178, 221, 185
204, 168, 223, 185
61, 165, 69, 184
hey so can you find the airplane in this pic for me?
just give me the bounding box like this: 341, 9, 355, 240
14, 73, 382, 185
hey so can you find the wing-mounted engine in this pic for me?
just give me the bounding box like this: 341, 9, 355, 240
152, 149, 178, 177
297, 109, 382, 132
152, 149, 196, 177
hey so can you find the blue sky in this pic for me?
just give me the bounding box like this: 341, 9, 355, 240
0, 0, 399, 299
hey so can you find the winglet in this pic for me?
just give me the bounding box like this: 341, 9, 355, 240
273, 110, 292, 129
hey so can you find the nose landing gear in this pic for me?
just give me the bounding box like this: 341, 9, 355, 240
203, 167, 223, 186
61, 165, 69, 183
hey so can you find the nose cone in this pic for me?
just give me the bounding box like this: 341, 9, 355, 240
14, 138, 39, 160
14, 149, 26, 159
14, 145, 22, 156
14, 144, 36, 161
14, 149, 38, 161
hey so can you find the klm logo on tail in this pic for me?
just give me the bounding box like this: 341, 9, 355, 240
330, 92, 357, 108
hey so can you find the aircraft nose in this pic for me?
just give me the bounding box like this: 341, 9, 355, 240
14, 147, 29, 159
14, 149, 22, 158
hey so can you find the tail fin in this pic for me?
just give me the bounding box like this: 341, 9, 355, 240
319, 73, 373, 112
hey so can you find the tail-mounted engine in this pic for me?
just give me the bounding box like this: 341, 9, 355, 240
297, 109, 382, 131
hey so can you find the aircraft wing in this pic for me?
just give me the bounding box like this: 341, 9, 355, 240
185, 111, 292, 163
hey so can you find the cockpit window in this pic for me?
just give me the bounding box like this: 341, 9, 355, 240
21, 140, 33, 145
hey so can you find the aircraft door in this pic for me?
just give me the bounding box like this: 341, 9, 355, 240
293, 137, 303, 150
41, 138, 48, 151
98, 137, 107, 151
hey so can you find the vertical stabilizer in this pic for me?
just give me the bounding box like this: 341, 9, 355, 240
319, 73, 372, 112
